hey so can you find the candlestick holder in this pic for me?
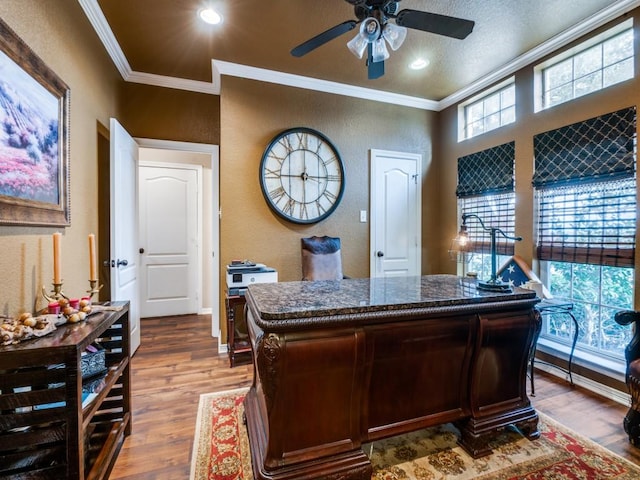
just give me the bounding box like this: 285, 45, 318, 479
87, 280, 103, 300
42, 282, 68, 303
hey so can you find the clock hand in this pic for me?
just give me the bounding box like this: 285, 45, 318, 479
278, 173, 323, 183
278, 173, 307, 178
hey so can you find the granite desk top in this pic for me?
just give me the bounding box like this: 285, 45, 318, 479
246, 275, 538, 325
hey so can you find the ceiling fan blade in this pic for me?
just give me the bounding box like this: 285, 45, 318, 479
396, 10, 474, 39
367, 43, 385, 80
291, 20, 358, 57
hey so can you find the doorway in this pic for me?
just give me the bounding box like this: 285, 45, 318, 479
138, 159, 200, 318
96, 129, 221, 341
370, 149, 422, 277
136, 141, 220, 335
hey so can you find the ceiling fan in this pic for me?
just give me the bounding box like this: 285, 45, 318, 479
291, 0, 475, 80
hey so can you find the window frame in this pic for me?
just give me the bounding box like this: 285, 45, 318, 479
532, 105, 637, 363
538, 260, 634, 364
534, 19, 633, 112
457, 78, 515, 141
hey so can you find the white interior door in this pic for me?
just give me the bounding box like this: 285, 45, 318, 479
139, 164, 199, 317
110, 118, 141, 353
370, 149, 422, 278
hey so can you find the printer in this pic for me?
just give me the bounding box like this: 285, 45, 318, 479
226, 262, 277, 296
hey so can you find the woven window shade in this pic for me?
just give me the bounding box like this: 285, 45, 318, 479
457, 142, 515, 197
457, 142, 516, 255
536, 179, 636, 267
459, 193, 516, 255
533, 108, 636, 268
533, 107, 636, 188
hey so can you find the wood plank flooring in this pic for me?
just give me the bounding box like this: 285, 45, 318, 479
109, 313, 640, 479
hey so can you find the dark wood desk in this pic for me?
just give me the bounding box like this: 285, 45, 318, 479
244, 275, 541, 480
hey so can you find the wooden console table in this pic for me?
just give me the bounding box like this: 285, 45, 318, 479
244, 275, 541, 480
0, 302, 131, 480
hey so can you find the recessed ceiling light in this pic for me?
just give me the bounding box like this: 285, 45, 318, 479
199, 8, 223, 25
409, 58, 429, 70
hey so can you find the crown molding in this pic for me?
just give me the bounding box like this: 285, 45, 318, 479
211, 60, 438, 110
80, 0, 640, 112
78, 0, 131, 78
438, 0, 640, 110
77, 0, 436, 109
127, 71, 217, 95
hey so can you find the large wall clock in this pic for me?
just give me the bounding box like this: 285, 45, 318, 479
259, 127, 345, 224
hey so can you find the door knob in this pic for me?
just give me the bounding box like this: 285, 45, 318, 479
139, 248, 145, 254
377, 251, 384, 257
117, 259, 129, 267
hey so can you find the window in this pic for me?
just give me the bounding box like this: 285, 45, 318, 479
542, 261, 634, 358
460, 80, 515, 140
456, 142, 515, 279
534, 107, 636, 361
459, 194, 514, 280
537, 21, 633, 110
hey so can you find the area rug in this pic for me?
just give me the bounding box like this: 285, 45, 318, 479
190, 387, 640, 480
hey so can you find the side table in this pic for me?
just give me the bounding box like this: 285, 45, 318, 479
530, 298, 578, 395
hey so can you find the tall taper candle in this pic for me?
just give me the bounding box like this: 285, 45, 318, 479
88, 233, 97, 281
53, 232, 62, 284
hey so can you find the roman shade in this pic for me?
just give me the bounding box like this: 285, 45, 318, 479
457, 142, 516, 256
532, 107, 636, 188
533, 107, 637, 267
456, 142, 515, 197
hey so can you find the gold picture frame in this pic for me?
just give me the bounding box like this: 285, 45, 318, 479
0, 17, 70, 226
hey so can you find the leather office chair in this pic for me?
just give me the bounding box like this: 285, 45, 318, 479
615, 310, 640, 446
301, 236, 345, 281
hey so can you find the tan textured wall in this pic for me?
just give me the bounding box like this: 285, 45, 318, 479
0, 2, 121, 316
119, 83, 220, 145
219, 77, 437, 335
436, 10, 640, 308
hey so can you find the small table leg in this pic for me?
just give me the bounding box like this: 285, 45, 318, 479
532, 301, 578, 391
566, 311, 579, 386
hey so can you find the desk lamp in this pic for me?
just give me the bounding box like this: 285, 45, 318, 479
454, 213, 522, 292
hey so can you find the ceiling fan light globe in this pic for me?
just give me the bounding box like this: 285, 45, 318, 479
362, 17, 381, 42
372, 38, 390, 62
382, 23, 407, 50
347, 33, 369, 58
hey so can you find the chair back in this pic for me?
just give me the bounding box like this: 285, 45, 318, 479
301, 236, 343, 281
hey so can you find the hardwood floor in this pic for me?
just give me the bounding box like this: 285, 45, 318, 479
109, 313, 640, 479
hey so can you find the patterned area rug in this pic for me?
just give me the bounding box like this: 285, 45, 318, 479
190, 387, 640, 480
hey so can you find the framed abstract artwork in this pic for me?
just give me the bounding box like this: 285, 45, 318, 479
0, 18, 70, 226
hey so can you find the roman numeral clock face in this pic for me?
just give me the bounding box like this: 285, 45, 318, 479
259, 128, 345, 224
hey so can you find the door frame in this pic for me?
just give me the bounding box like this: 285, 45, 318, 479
138, 160, 202, 317
369, 149, 422, 277
135, 138, 221, 339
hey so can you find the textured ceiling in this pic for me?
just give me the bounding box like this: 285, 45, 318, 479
97, 0, 624, 101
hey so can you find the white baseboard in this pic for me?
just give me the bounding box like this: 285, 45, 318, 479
534, 363, 630, 406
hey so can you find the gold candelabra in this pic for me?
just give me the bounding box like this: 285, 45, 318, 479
87, 279, 103, 300
42, 282, 67, 304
